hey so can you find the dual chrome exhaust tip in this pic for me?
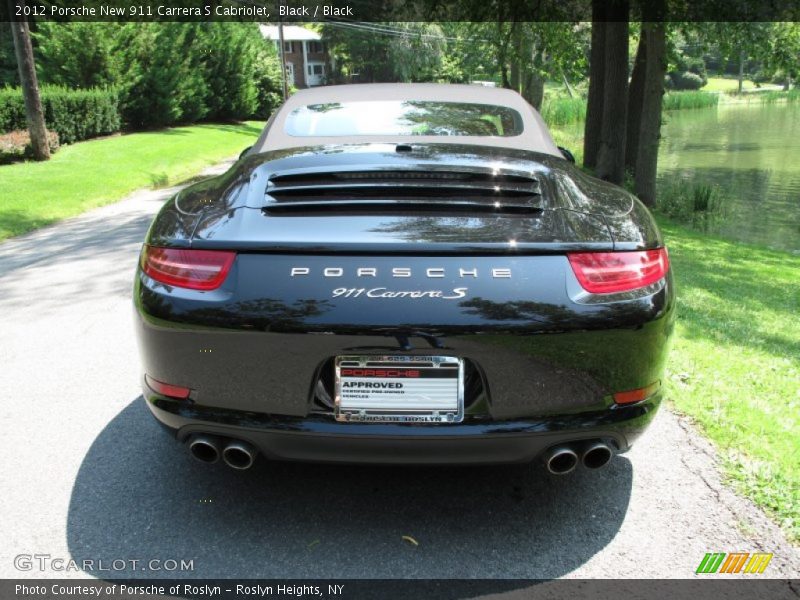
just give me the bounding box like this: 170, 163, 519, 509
544, 441, 614, 475
187, 435, 257, 470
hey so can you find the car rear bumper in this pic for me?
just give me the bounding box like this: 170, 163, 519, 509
134, 257, 675, 465
145, 392, 661, 465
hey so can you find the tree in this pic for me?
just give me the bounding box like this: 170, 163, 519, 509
115, 23, 209, 128
8, 0, 49, 160
386, 23, 446, 82
437, 22, 496, 83
634, 18, 667, 206
252, 37, 283, 119
0, 21, 18, 86
625, 28, 647, 173
194, 23, 266, 121
693, 22, 768, 92
33, 23, 122, 88
595, 0, 629, 185
507, 22, 587, 110
321, 22, 452, 84
320, 23, 393, 83
30, 22, 278, 128
763, 22, 800, 89
583, 0, 606, 170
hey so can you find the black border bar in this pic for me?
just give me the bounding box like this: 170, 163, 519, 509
4, 0, 800, 22
3, 579, 800, 600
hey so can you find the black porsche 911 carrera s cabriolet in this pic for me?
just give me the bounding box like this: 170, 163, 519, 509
134, 83, 674, 473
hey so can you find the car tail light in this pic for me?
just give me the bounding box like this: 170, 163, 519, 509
141, 245, 235, 290
568, 248, 669, 294
613, 381, 661, 405
145, 375, 191, 400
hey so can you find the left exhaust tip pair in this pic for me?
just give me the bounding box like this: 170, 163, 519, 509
187, 435, 257, 470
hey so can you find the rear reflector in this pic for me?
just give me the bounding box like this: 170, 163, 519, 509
145, 375, 191, 400
141, 245, 235, 291
568, 248, 669, 294
613, 381, 661, 405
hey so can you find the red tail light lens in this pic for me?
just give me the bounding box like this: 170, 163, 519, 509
145, 375, 191, 400
141, 246, 235, 291
568, 248, 669, 294
613, 381, 661, 405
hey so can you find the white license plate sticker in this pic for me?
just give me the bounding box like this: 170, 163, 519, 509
335, 356, 464, 423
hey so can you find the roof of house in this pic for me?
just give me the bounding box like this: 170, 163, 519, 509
258, 25, 321, 42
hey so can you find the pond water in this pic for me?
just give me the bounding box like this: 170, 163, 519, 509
657, 102, 800, 252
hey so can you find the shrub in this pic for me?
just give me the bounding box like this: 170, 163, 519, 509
656, 181, 726, 231
752, 69, 772, 84
197, 23, 264, 122
662, 90, 719, 111
541, 96, 587, 127
25, 23, 283, 129
253, 39, 284, 119
115, 25, 203, 128
111, 23, 279, 128
677, 55, 708, 85
0, 129, 60, 164
0, 86, 121, 144
760, 89, 800, 104
669, 71, 705, 90
33, 23, 123, 89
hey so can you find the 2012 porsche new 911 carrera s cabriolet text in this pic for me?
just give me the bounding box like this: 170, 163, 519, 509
134, 84, 675, 473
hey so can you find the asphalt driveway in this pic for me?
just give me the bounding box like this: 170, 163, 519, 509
0, 164, 798, 582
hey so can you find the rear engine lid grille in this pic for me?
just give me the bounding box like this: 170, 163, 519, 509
264, 169, 543, 214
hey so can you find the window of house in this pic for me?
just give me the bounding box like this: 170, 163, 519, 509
308, 41, 324, 54
283, 41, 292, 54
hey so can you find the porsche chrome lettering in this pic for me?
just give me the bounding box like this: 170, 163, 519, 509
290, 267, 511, 278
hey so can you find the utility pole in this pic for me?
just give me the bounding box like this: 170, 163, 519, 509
278, 19, 288, 100
8, 0, 50, 160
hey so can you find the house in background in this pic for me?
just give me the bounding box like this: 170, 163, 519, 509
259, 25, 331, 88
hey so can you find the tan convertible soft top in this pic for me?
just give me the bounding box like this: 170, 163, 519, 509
251, 83, 562, 157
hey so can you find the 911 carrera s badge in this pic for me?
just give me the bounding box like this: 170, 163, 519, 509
335, 355, 464, 423
332, 287, 467, 299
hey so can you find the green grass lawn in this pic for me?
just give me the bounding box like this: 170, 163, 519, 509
658, 218, 800, 542
546, 110, 798, 540
0, 121, 264, 241
704, 76, 757, 92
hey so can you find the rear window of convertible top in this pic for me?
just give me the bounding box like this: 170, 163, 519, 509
284, 100, 524, 137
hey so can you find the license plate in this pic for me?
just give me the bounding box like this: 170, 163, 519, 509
335, 355, 464, 423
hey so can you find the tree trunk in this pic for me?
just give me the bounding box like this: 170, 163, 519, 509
562, 72, 576, 98
8, 0, 50, 161
738, 50, 744, 94
522, 71, 545, 111
596, 1, 629, 185
510, 24, 521, 93
583, 0, 607, 170
634, 20, 667, 207
625, 30, 647, 173
500, 63, 511, 89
